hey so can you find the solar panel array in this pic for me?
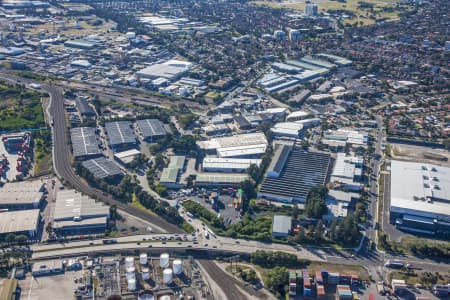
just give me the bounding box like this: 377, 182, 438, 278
70, 127, 101, 159
259, 150, 332, 201
82, 157, 122, 179
105, 121, 136, 146
136, 119, 166, 140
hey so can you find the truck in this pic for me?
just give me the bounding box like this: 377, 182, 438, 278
186, 212, 194, 218
204, 230, 209, 239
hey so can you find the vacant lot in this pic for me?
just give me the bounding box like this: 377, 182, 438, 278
251, 0, 404, 25
0, 82, 45, 132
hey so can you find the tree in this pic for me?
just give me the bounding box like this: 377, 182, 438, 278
266, 266, 288, 296
155, 184, 168, 197
304, 186, 328, 219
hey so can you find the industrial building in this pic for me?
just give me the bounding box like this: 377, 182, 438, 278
258, 149, 332, 203
198, 132, 268, 158
195, 173, 248, 187
113, 149, 141, 166
286, 110, 311, 122
322, 129, 368, 149
202, 157, 261, 173
53, 189, 110, 235
323, 190, 359, 222
160, 156, 186, 189
0, 180, 45, 209
272, 215, 292, 238
75, 98, 96, 118
271, 122, 305, 139
105, 121, 137, 152
390, 160, 450, 236
64, 39, 99, 49
0, 209, 40, 239
136, 119, 167, 142
136, 59, 193, 81
330, 153, 363, 191
81, 157, 123, 180
70, 127, 102, 160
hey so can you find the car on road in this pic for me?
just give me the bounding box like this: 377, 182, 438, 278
204, 243, 208, 247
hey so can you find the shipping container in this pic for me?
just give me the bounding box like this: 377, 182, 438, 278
316, 271, 324, 284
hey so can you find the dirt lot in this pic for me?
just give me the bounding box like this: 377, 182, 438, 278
389, 143, 450, 167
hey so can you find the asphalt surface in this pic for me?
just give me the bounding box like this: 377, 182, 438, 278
0, 72, 183, 234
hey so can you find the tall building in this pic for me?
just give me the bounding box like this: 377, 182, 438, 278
289, 29, 301, 41
304, 3, 319, 16
273, 30, 286, 41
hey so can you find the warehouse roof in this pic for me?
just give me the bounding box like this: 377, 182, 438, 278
75, 98, 95, 116
105, 121, 136, 146
168, 155, 186, 169
70, 127, 101, 158
136, 119, 166, 138
390, 160, 450, 218
198, 132, 268, 150
267, 144, 292, 178
272, 215, 292, 234
0, 209, 40, 234
136, 59, 193, 80
82, 157, 122, 179
271, 122, 304, 137
53, 216, 108, 230
54, 189, 109, 221
202, 158, 261, 170
0, 181, 44, 206
196, 173, 248, 184
160, 168, 179, 183
259, 150, 332, 202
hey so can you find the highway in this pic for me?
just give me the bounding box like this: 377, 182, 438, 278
0, 72, 183, 233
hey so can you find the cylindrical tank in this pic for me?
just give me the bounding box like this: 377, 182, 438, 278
138, 290, 154, 300
127, 278, 136, 291
126, 266, 135, 280
163, 268, 173, 284
140, 253, 148, 265
172, 260, 182, 275
141, 267, 150, 280
160, 253, 169, 268
125, 256, 134, 267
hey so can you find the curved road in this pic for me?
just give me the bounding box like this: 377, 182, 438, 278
0, 73, 183, 233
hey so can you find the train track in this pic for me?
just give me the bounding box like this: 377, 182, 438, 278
0, 73, 183, 233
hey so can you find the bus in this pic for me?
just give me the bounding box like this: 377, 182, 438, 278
384, 259, 404, 268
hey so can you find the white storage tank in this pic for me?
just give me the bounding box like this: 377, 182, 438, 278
172, 260, 182, 275
138, 290, 154, 300
163, 268, 173, 284
127, 278, 136, 291
126, 266, 135, 280
141, 267, 150, 280
139, 253, 148, 265
125, 256, 134, 268
160, 253, 170, 268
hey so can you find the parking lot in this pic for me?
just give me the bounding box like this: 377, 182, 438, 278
20, 270, 83, 300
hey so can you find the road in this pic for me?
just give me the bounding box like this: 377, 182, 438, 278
0, 72, 183, 234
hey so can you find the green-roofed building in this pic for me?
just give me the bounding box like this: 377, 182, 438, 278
195, 173, 248, 187
160, 168, 180, 189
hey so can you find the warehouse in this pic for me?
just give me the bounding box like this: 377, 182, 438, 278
258, 150, 332, 203
0, 180, 45, 209
198, 133, 268, 158
271, 122, 305, 139
105, 121, 137, 152
160, 168, 180, 189
202, 158, 261, 173
70, 127, 101, 160
53, 189, 109, 235
0, 209, 40, 239
32, 260, 64, 277
195, 173, 248, 187
168, 155, 186, 170
330, 153, 363, 191
323, 129, 368, 149
136, 119, 167, 142
272, 215, 292, 238
390, 160, 450, 236
82, 157, 123, 180
286, 110, 311, 122
75, 98, 96, 118
136, 59, 193, 81
64, 39, 98, 49
113, 149, 141, 166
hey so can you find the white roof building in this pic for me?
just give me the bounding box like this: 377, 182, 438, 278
136, 59, 193, 81
390, 160, 450, 223
198, 133, 268, 158
202, 158, 261, 173
271, 122, 305, 138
